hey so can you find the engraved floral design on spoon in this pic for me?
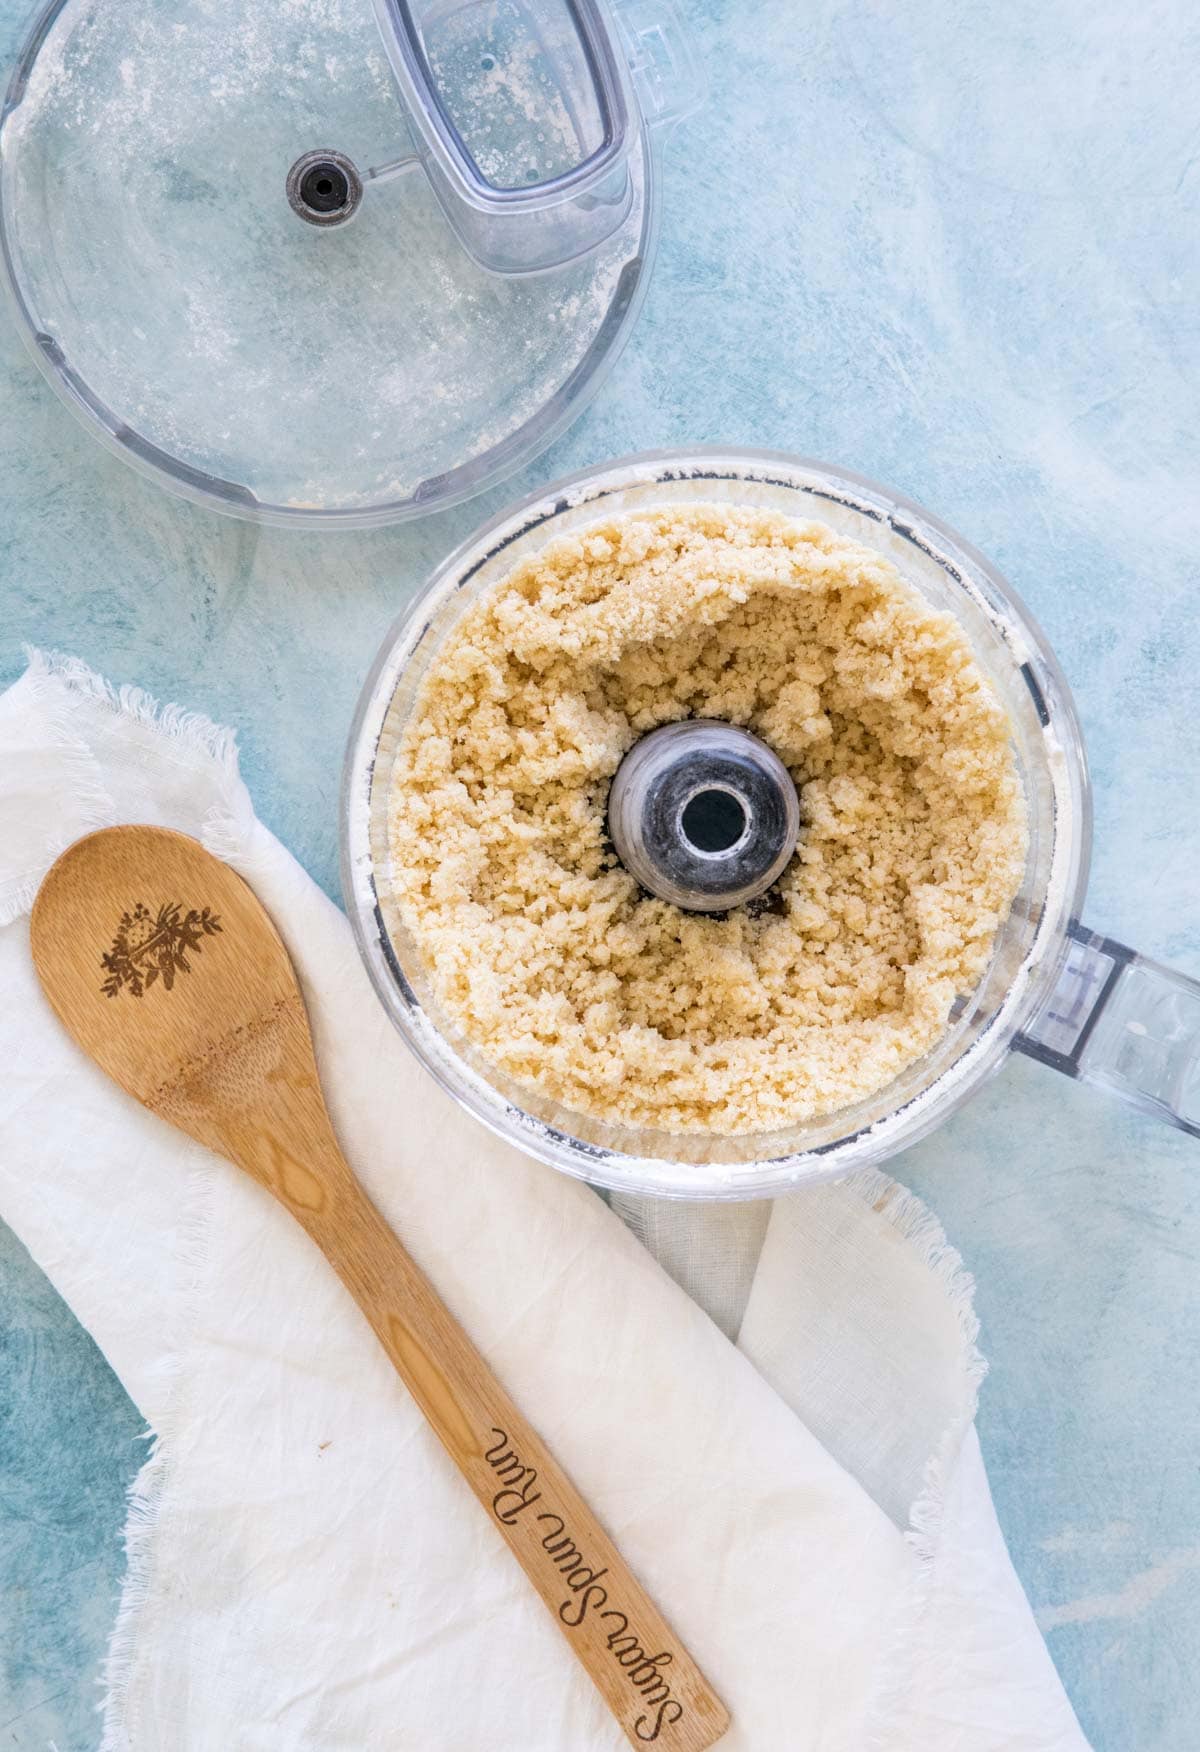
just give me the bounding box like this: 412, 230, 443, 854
101, 901, 222, 998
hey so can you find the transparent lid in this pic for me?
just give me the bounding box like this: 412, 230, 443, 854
0, 0, 674, 523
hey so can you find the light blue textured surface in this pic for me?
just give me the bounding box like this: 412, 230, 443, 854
1, 0, 1198, 1747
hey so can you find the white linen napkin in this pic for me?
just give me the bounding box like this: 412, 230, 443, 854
0, 651, 1089, 1751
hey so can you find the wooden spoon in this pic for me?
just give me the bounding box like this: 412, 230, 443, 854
30, 826, 729, 1752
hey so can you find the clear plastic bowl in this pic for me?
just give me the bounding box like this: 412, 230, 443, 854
342, 449, 1091, 1197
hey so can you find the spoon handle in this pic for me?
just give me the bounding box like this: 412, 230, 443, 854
296, 1160, 729, 1752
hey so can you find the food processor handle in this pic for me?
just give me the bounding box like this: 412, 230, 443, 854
1014, 924, 1200, 1137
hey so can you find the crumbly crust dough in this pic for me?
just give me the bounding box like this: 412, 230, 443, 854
389, 505, 1027, 1135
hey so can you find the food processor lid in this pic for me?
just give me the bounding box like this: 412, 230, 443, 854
0, 0, 698, 523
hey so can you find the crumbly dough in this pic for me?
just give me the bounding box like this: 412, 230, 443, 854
388, 505, 1027, 1135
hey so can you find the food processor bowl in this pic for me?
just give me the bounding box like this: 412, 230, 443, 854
343, 449, 1200, 1197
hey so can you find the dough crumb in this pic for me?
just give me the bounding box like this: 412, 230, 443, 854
388, 505, 1027, 1135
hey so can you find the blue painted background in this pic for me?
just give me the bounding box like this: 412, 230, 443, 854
1, 0, 1198, 1746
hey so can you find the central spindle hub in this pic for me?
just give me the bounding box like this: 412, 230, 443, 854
607, 720, 801, 912
286, 149, 363, 227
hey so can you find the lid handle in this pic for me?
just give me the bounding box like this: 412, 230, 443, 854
366, 0, 704, 272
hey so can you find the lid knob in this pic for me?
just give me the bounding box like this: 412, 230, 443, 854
607, 721, 800, 912
286, 150, 364, 227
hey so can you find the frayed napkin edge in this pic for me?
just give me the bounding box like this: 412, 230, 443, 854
0, 648, 249, 933
854, 1167, 986, 1747
97, 1151, 221, 1752
0, 649, 114, 927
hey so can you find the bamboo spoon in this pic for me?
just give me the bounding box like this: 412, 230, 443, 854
30, 825, 728, 1752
